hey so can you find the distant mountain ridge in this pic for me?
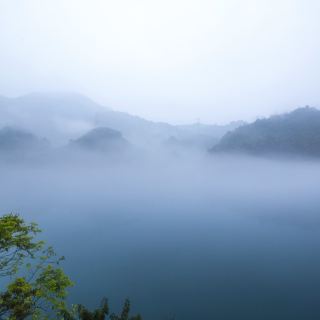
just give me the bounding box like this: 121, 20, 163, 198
0, 92, 242, 150
212, 106, 320, 157
1, 93, 320, 160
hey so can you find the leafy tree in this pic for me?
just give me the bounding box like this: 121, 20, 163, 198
0, 213, 43, 277
0, 214, 142, 320
0, 213, 72, 319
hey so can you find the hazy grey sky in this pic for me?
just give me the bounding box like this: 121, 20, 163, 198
1, 0, 320, 124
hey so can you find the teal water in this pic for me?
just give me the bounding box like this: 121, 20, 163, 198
1, 157, 320, 319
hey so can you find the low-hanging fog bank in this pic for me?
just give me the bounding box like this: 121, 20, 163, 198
1, 92, 320, 319
0, 155, 320, 319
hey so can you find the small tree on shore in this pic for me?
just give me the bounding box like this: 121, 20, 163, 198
0, 214, 142, 320
0, 213, 73, 319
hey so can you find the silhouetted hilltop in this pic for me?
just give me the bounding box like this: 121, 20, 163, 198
212, 107, 320, 157
69, 127, 129, 153
0, 126, 48, 155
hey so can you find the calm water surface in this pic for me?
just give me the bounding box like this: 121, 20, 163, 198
1, 156, 320, 319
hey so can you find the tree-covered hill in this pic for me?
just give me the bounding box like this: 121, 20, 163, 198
69, 127, 130, 153
211, 106, 320, 157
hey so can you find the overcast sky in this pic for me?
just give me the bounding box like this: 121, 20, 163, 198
1, 0, 320, 124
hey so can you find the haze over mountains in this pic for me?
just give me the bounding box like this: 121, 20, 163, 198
0, 92, 320, 161
0, 92, 242, 158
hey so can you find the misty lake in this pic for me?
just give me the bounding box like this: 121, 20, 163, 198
1, 155, 320, 319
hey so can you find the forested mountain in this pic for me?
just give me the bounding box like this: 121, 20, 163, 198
212, 107, 320, 157
0, 93, 242, 149
0, 126, 49, 161
1, 94, 320, 159
69, 127, 130, 153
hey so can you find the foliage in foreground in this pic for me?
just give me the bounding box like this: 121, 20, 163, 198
0, 214, 142, 320
62, 298, 142, 320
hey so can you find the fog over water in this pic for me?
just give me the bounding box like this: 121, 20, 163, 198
2, 1, 320, 318
1, 154, 320, 319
